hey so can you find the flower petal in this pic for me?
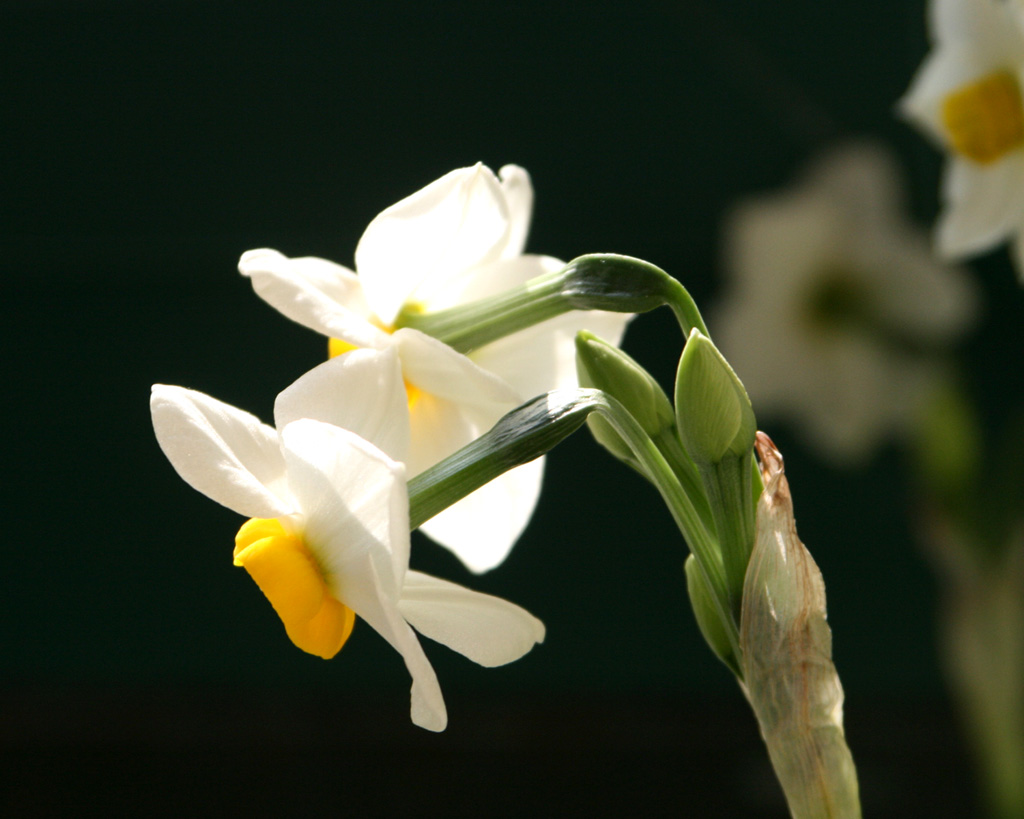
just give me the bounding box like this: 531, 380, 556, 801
865, 227, 978, 338
498, 164, 534, 258
931, 0, 1024, 58
355, 164, 511, 323
394, 328, 521, 411
333, 549, 448, 731
274, 347, 411, 463
238, 248, 390, 348
280, 419, 410, 601
150, 384, 293, 518
900, 44, 998, 142
937, 155, 1024, 256
398, 570, 545, 666
473, 309, 633, 400
393, 330, 519, 473
419, 457, 545, 573
391, 330, 546, 571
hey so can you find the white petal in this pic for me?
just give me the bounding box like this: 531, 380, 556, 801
498, 164, 535, 258
274, 347, 411, 463
395, 329, 546, 572
394, 329, 521, 407
805, 142, 903, 230
865, 227, 979, 338
419, 457, 545, 573
355, 165, 511, 323
938, 157, 1024, 256
931, 0, 1024, 57
420, 253, 563, 314
281, 420, 410, 599
393, 330, 520, 478
150, 385, 293, 518
332, 550, 447, 731
900, 45, 997, 142
399, 570, 545, 666
238, 248, 390, 348
472, 309, 633, 399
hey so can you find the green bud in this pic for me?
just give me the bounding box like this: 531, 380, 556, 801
685, 555, 741, 677
575, 330, 675, 443
674, 329, 756, 466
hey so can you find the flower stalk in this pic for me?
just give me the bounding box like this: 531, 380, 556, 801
396, 253, 708, 353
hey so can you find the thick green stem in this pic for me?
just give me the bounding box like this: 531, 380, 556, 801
699, 454, 756, 619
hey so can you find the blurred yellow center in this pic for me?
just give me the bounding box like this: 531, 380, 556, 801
328, 337, 423, 410
941, 70, 1024, 164
233, 517, 355, 659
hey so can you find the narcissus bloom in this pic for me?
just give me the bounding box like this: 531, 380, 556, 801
239, 164, 630, 571
901, 0, 1024, 276
150, 359, 544, 731
714, 144, 977, 463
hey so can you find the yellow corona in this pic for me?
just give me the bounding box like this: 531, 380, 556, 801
234, 517, 356, 659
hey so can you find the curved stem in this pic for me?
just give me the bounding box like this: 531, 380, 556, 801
396, 254, 709, 353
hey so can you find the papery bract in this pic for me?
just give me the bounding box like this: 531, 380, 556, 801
740, 433, 861, 818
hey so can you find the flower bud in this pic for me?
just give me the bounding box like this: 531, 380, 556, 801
674, 329, 756, 466
576, 331, 675, 438
684, 555, 740, 676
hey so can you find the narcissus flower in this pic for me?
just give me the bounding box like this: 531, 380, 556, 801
714, 143, 977, 463
150, 361, 545, 731
239, 164, 629, 571
901, 0, 1024, 276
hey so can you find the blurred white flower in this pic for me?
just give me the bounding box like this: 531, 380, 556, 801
239, 164, 630, 571
714, 143, 978, 463
901, 0, 1024, 277
150, 362, 545, 732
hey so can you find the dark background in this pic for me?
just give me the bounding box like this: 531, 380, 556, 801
4, 1, 1021, 815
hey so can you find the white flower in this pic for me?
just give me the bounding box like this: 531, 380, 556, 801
714, 143, 978, 464
901, 0, 1024, 276
149, 351, 545, 732
239, 163, 630, 572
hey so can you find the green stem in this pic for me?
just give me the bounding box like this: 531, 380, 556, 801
699, 453, 756, 619
396, 254, 709, 353
652, 427, 715, 535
